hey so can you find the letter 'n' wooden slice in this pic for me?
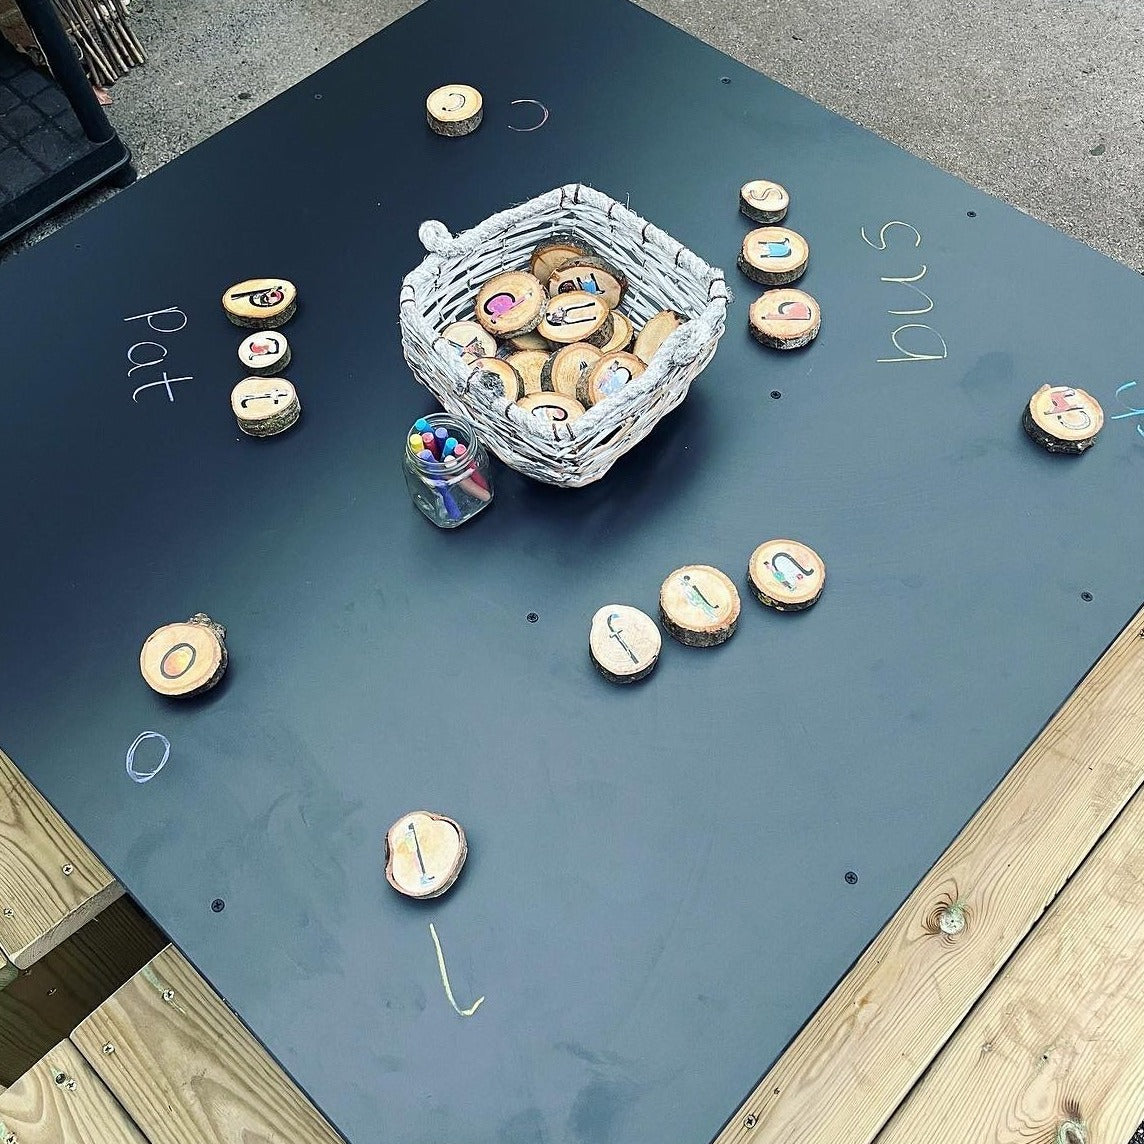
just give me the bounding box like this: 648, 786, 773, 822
589, 605, 661, 683
1022, 384, 1104, 453
659, 565, 740, 646
748, 539, 825, 610
385, 810, 468, 898
140, 613, 228, 697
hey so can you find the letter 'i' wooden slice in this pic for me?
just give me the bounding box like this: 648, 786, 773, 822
472, 356, 524, 401
1023, 384, 1104, 454
426, 84, 483, 136
748, 539, 825, 610
529, 234, 595, 284
475, 271, 546, 337
222, 278, 297, 328
516, 391, 586, 424
748, 289, 821, 350
441, 320, 497, 365
738, 227, 809, 285
740, 179, 790, 223
589, 605, 662, 683
583, 351, 645, 406
238, 331, 291, 373
385, 810, 467, 899
633, 310, 686, 364
541, 342, 601, 398
539, 290, 613, 347
599, 310, 634, 354
231, 376, 301, 436
507, 350, 550, 396
140, 613, 228, 697
659, 565, 741, 646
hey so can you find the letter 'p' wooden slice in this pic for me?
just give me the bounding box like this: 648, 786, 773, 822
385, 810, 468, 898
659, 565, 740, 646
222, 278, 297, 328
140, 613, 228, 697
1023, 384, 1104, 453
589, 605, 661, 683
426, 84, 483, 136
748, 539, 825, 610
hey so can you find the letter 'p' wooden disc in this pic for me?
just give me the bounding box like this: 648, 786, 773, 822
385, 810, 468, 898
589, 605, 661, 683
748, 539, 825, 610
426, 84, 483, 136
1023, 384, 1104, 453
659, 565, 741, 646
222, 279, 297, 328
140, 614, 228, 697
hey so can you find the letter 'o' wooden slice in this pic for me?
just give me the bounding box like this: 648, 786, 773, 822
748, 539, 825, 610
385, 810, 467, 899
222, 278, 297, 328
599, 310, 634, 355
659, 565, 741, 647
529, 235, 595, 284
238, 331, 291, 373
140, 613, 228, 697
738, 227, 809, 285
507, 350, 549, 396
583, 351, 645, 406
633, 309, 686, 364
471, 356, 523, 401
1023, 384, 1104, 454
426, 84, 483, 136
475, 271, 546, 337
748, 289, 821, 350
231, 377, 301, 436
589, 605, 662, 683
740, 179, 790, 224
541, 342, 601, 398
516, 391, 586, 424
441, 320, 497, 365
539, 291, 614, 347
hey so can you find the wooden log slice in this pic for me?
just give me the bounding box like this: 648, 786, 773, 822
385, 810, 467, 898
529, 234, 595, 283
238, 331, 291, 374
505, 329, 551, 352
738, 227, 809, 285
739, 179, 790, 223
659, 565, 740, 646
475, 271, 546, 337
748, 289, 821, 350
599, 310, 634, 355
1023, 384, 1104, 453
140, 613, 228, 697
589, 605, 662, 683
471, 356, 524, 401
222, 278, 297, 328
507, 350, 549, 396
231, 377, 301, 437
516, 391, 586, 425
539, 291, 613, 347
440, 320, 497, 365
426, 84, 483, 136
540, 342, 601, 398
633, 309, 686, 364
583, 351, 646, 406
748, 539, 825, 610
547, 261, 626, 310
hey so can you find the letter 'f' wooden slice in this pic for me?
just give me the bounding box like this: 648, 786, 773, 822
748, 539, 825, 610
589, 605, 661, 683
659, 565, 740, 646
385, 810, 468, 898
1023, 384, 1104, 453
140, 613, 228, 697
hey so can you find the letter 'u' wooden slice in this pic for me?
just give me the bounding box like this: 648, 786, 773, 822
238, 331, 291, 373
659, 565, 741, 646
748, 289, 821, 350
231, 377, 301, 436
426, 84, 483, 136
1023, 384, 1104, 453
385, 810, 467, 899
738, 227, 809, 285
590, 605, 661, 683
740, 179, 790, 223
475, 271, 546, 337
222, 278, 297, 328
748, 539, 825, 610
140, 613, 228, 697
539, 291, 613, 347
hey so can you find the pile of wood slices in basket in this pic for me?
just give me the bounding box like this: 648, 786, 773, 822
438, 236, 688, 426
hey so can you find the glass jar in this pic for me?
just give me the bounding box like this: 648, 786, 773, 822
403, 412, 494, 528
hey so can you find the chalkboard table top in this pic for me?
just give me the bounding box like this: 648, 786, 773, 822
3, 1, 1144, 1141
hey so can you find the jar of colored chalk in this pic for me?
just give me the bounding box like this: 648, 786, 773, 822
403, 413, 494, 527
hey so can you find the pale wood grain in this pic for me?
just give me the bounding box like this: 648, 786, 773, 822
0, 1039, 147, 1144
716, 605, 1144, 1144
877, 784, 1144, 1144
0, 748, 123, 969
72, 946, 343, 1144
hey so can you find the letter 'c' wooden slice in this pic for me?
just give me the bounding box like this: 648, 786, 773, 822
1023, 384, 1104, 453
385, 810, 467, 899
748, 289, 821, 350
659, 565, 741, 646
222, 278, 297, 328
140, 613, 228, 697
738, 227, 809, 285
516, 391, 586, 424
426, 84, 483, 136
589, 605, 661, 683
475, 271, 546, 337
748, 539, 825, 610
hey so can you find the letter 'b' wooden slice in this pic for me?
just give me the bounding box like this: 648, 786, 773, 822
1023, 384, 1104, 453
140, 613, 228, 697
222, 278, 297, 327
426, 84, 483, 136
385, 810, 468, 898
748, 289, 821, 350
590, 605, 661, 683
659, 565, 740, 646
748, 539, 825, 610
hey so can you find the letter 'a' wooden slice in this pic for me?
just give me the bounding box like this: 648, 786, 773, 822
659, 565, 741, 646
222, 278, 297, 328
426, 84, 482, 136
740, 179, 790, 224
738, 227, 809, 285
475, 271, 546, 337
589, 605, 661, 683
583, 351, 645, 406
472, 356, 524, 401
238, 331, 291, 373
1023, 384, 1104, 454
385, 810, 467, 899
748, 289, 821, 350
541, 342, 601, 398
231, 377, 301, 436
633, 310, 686, 364
516, 391, 586, 424
748, 539, 825, 610
140, 613, 228, 697
539, 291, 613, 347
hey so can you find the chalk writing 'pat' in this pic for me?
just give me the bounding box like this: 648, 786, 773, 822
123, 305, 193, 402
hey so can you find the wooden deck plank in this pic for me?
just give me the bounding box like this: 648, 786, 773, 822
716, 605, 1144, 1144
71, 945, 344, 1144
876, 784, 1144, 1144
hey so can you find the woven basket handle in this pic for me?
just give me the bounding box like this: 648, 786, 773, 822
418, 220, 455, 256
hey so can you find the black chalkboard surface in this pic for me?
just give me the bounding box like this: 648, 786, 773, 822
2, 1, 1144, 1141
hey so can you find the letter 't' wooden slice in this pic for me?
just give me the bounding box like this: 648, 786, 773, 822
231, 377, 301, 436
738, 227, 809, 285
599, 310, 634, 355
529, 234, 595, 284
748, 289, 821, 350
385, 810, 468, 899
589, 605, 662, 683
140, 613, 228, 697
1023, 384, 1104, 454
539, 291, 613, 347
238, 331, 291, 373
547, 262, 626, 310
516, 392, 586, 425
748, 539, 825, 610
471, 356, 523, 401
507, 350, 550, 396
441, 320, 497, 365
222, 278, 297, 328
475, 271, 546, 337
541, 342, 601, 398
583, 351, 645, 406
633, 310, 686, 364
659, 565, 741, 646
740, 179, 790, 223
426, 84, 483, 136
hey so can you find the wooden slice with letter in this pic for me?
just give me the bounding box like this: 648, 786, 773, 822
748, 539, 825, 610
426, 84, 483, 136
738, 227, 809, 285
385, 810, 468, 898
516, 391, 586, 425
599, 310, 634, 354
222, 278, 297, 328
238, 331, 291, 373
583, 351, 645, 406
507, 350, 549, 395
475, 271, 546, 337
231, 376, 301, 436
539, 290, 613, 347
1023, 384, 1104, 453
589, 605, 662, 683
748, 289, 821, 350
140, 613, 228, 697
529, 234, 595, 283
659, 565, 741, 646
471, 356, 524, 401
540, 342, 601, 398
633, 309, 686, 364
441, 320, 497, 365
547, 260, 626, 310
740, 179, 790, 223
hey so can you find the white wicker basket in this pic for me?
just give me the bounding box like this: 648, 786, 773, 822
399, 183, 729, 488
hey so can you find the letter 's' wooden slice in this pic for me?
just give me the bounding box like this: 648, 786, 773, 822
471, 356, 524, 401
659, 565, 741, 647
507, 350, 550, 396
516, 392, 586, 425
1023, 384, 1105, 454
231, 376, 301, 436
547, 261, 626, 310
748, 539, 825, 610
589, 605, 662, 683
541, 342, 601, 398
738, 227, 809, 285
583, 351, 646, 406
426, 84, 483, 136
748, 289, 821, 350
238, 331, 291, 373
529, 234, 595, 284
740, 179, 790, 224
140, 613, 228, 697
385, 810, 467, 899
599, 310, 634, 355
475, 271, 546, 337
222, 278, 297, 328
539, 290, 613, 347
441, 320, 497, 365
633, 310, 686, 364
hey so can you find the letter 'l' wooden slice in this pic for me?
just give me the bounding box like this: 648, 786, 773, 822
740, 179, 790, 223
748, 539, 825, 610
539, 291, 613, 347
738, 227, 809, 285
633, 310, 686, 364
748, 289, 821, 350
589, 605, 662, 683
426, 84, 483, 136
222, 278, 297, 328
1023, 384, 1104, 453
231, 377, 301, 436
541, 342, 601, 398
140, 613, 228, 697
238, 331, 291, 373
475, 271, 546, 337
385, 810, 468, 898
659, 565, 741, 646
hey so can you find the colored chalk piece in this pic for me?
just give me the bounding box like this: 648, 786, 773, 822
222, 278, 297, 328
426, 84, 483, 136
231, 376, 301, 437
659, 565, 741, 647
748, 539, 826, 610
589, 605, 662, 683
1023, 384, 1104, 454
385, 810, 468, 898
140, 613, 228, 697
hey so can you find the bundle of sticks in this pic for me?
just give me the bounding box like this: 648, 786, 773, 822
51, 0, 146, 86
